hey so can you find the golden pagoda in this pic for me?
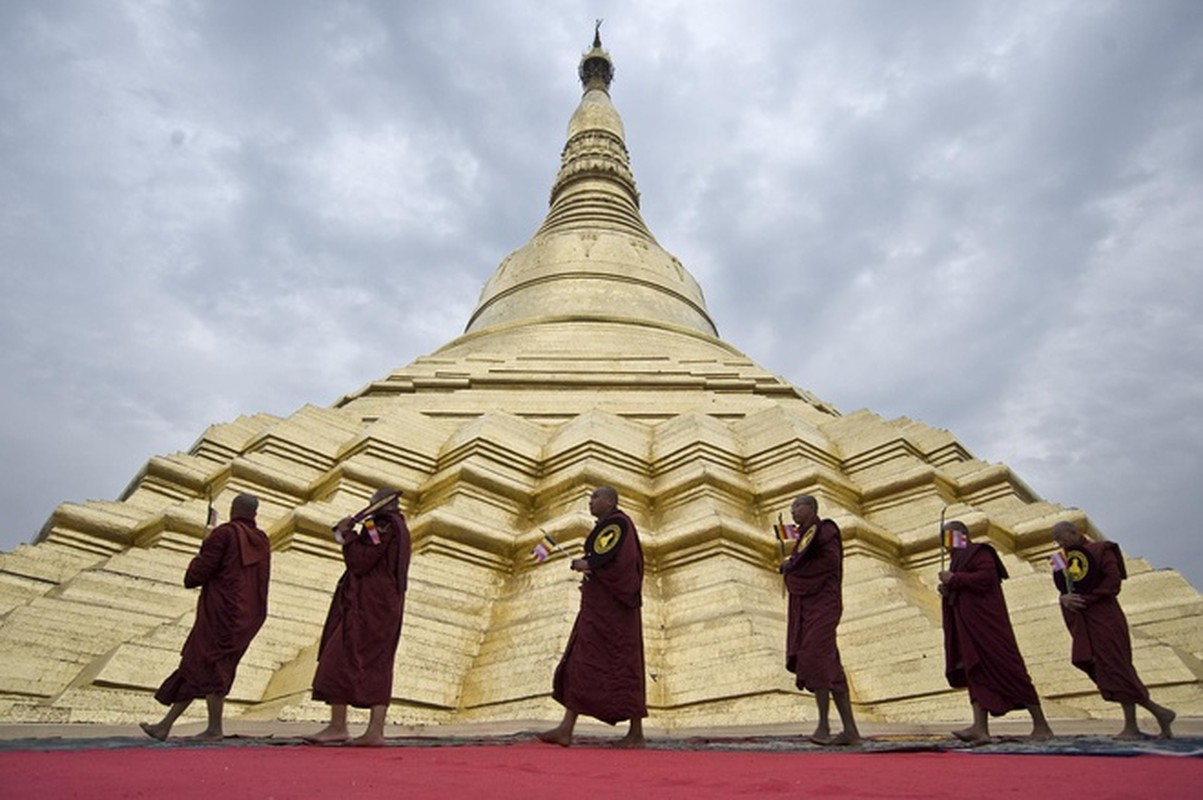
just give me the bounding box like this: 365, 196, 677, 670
1, 34, 1199, 730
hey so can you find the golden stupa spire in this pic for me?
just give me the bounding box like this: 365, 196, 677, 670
463, 27, 718, 339
540, 22, 647, 239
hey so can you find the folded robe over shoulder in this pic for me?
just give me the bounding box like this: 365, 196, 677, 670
942, 542, 1040, 716
1055, 540, 1149, 704
552, 509, 647, 725
312, 511, 412, 708
782, 519, 848, 692
155, 518, 271, 704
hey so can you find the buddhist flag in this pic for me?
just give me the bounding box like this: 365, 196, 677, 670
1050, 550, 1075, 593
533, 530, 566, 563
363, 519, 381, 545
773, 522, 800, 542
943, 528, 967, 549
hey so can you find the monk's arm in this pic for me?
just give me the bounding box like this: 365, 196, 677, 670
810, 525, 842, 573
782, 524, 839, 576
184, 526, 229, 588
342, 528, 392, 575
945, 550, 996, 593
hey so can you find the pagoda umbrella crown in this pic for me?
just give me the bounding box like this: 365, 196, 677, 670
463, 31, 719, 344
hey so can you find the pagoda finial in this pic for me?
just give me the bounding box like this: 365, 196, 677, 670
579, 21, 613, 91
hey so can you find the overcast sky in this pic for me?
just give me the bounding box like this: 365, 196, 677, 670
2, 1, 1200, 588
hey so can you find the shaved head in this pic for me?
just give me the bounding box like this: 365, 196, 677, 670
1051, 520, 1078, 537
1051, 520, 1084, 547
594, 486, 618, 505
589, 486, 619, 519
943, 519, 969, 536
792, 495, 818, 513
230, 493, 258, 520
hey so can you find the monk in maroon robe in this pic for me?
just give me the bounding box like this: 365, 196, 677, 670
141, 493, 271, 741
538, 486, 646, 747
939, 519, 1052, 743
780, 494, 862, 745
1051, 520, 1175, 739
306, 488, 412, 746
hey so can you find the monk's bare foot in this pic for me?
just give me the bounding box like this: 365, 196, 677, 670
952, 727, 990, 745
183, 729, 224, 742
303, 725, 350, 744
348, 733, 386, 747
1154, 707, 1176, 739
612, 734, 646, 749
139, 721, 169, 742
827, 731, 865, 747
536, 728, 572, 747
1113, 728, 1147, 742
1028, 725, 1054, 742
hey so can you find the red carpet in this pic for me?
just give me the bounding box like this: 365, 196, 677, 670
2, 743, 1200, 799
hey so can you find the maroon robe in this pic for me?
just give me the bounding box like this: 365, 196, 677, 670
782, 519, 848, 692
552, 509, 647, 725
155, 518, 271, 704
942, 542, 1040, 715
1054, 540, 1149, 704
312, 511, 412, 708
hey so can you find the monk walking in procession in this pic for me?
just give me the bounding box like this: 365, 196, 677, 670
939, 519, 1053, 744
306, 488, 412, 746
1051, 520, 1176, 739
780, 494, 862, 746
141, 493, 271, 741
538, 486, 647, 747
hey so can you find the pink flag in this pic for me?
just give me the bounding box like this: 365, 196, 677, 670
533, 542, 551, 563
1050, 551, 1068, 572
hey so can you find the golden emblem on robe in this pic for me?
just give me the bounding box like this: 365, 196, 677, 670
1065, 549, 1090, 583
796, 524, 817, 556
593, 523, 622, 555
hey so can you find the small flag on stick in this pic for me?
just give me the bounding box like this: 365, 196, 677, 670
773, 520, 800, 543
363, 519, 381, 546
533, 530, 569, 562
943, 528, 967, 550
1050, 550, 1074, 593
